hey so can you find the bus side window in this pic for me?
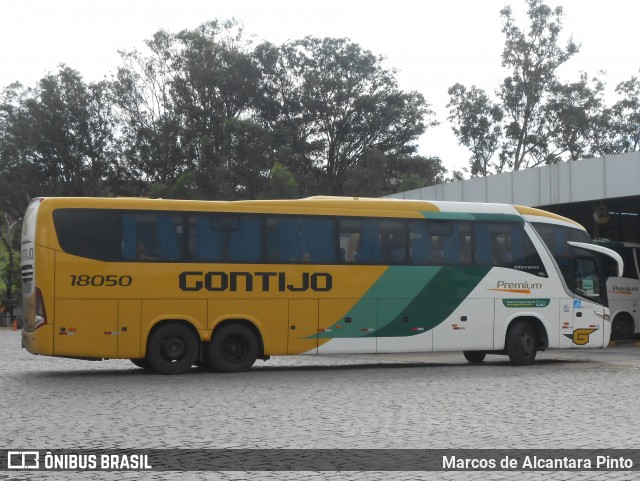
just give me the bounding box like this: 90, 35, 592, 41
474, 222, 546, 276
266, 217, 335, 263
380, 220, 406, 264
191, 215, 261, 262
409, 221, 430, 264
602, 255, 619, 278
426, 221, 472, 265
53, 209, 120, 261
338, 219, 384, 264
122, 213, 183, 261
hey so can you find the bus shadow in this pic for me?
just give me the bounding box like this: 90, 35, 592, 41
23, 357, 587, 379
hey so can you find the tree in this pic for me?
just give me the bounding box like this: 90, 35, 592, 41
0, 213, 21, 300
172, 20, 262, 199
261, 161, 299, 199
544, 72, 606, 162
255, 37, 436, 194
586, 75, 639, 157
0, 66, 120, 218
498, 0, 579, 171
447, 84, 503, 176
386, 155, 447, 193
611, 75, 640, 152
111, 29, 187, 188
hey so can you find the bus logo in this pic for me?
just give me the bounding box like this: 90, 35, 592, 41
179, 271, 333, 292
563, 328, 598, 345
490, 281, 543, 295
8, 451, 39, 469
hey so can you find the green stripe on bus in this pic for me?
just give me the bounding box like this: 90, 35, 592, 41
374, 265, 492, 337
315, 265, 491, 339
421, 211, 524, 223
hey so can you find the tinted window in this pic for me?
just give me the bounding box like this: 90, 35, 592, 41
409, 219, 545, 274
532, 222, 591, 284
621, 248, 639, 279
475, 222, 547, 276
190, 214, 261, 262
339, 219, 405, 264
532, 222, 604, 301
53, 209, 121, 261
266, 217, 335, 263
54, 209, 185, 262
122, 213, 184, 261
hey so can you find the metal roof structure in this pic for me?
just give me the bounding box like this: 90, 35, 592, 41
387, 151, 640, 242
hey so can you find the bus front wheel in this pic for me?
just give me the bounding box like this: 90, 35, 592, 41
206, 324, 258, 373
611, 314, 634, 341
147, 323, 199, 375
506, 321, 537, 365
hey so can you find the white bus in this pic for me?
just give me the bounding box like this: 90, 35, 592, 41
594, 240, 640, 340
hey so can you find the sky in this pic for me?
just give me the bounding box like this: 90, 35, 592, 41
1, 0, 639, 174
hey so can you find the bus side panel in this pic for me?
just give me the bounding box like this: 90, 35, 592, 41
317, 299, 377, 354
118, 300, 142, 358
141, 299, 207, 340
208, 299, 288, 356
288, 299, 318, 355
377, 299, 433, 353
54, 299, 118, 358
433, 299, 495, 351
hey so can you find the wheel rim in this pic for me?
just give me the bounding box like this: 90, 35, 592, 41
222, 335, 247, 364
613, 319, 630, 339
160, 337, 186, 362
520, 332, 534, 355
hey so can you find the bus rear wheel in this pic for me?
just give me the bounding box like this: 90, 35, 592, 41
463, 351, 486, 363
147, 323, 199, 375
206, 324, 258, 373
130, 358, 152, 370
506, 320, 537, 365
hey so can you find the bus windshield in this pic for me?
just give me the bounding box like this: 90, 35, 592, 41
531, 222, 606, 305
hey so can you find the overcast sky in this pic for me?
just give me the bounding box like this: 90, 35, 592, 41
1, 0, 638, 174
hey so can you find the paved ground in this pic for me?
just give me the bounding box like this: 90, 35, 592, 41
1, 327, 639, 480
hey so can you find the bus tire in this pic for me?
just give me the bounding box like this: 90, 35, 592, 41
206, 324, 258, 373
147, 322, 199, 375
130, 358, 152, 370
611, 313, 633, 341
463, 351, 486, 363
506, 320, 537, 365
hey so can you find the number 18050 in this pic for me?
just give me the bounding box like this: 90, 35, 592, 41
70, 275, 133, 287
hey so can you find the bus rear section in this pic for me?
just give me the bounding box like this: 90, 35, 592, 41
21, 198, 55, 356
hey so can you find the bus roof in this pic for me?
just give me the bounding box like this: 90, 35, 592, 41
32, 196, 583, 227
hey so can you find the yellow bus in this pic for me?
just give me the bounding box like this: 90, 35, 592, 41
21, 196, 622, 374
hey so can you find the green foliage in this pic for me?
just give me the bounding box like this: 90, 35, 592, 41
597, 76, 640, 155
447, 84, 503, 176
544, 72, 606, 162
499, 0, 579, 170
261, 162, 299, 199
447, 0, 639, 176
255, 37, 436, 194
0, 214, 20, 299
0, 67, 122, 217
